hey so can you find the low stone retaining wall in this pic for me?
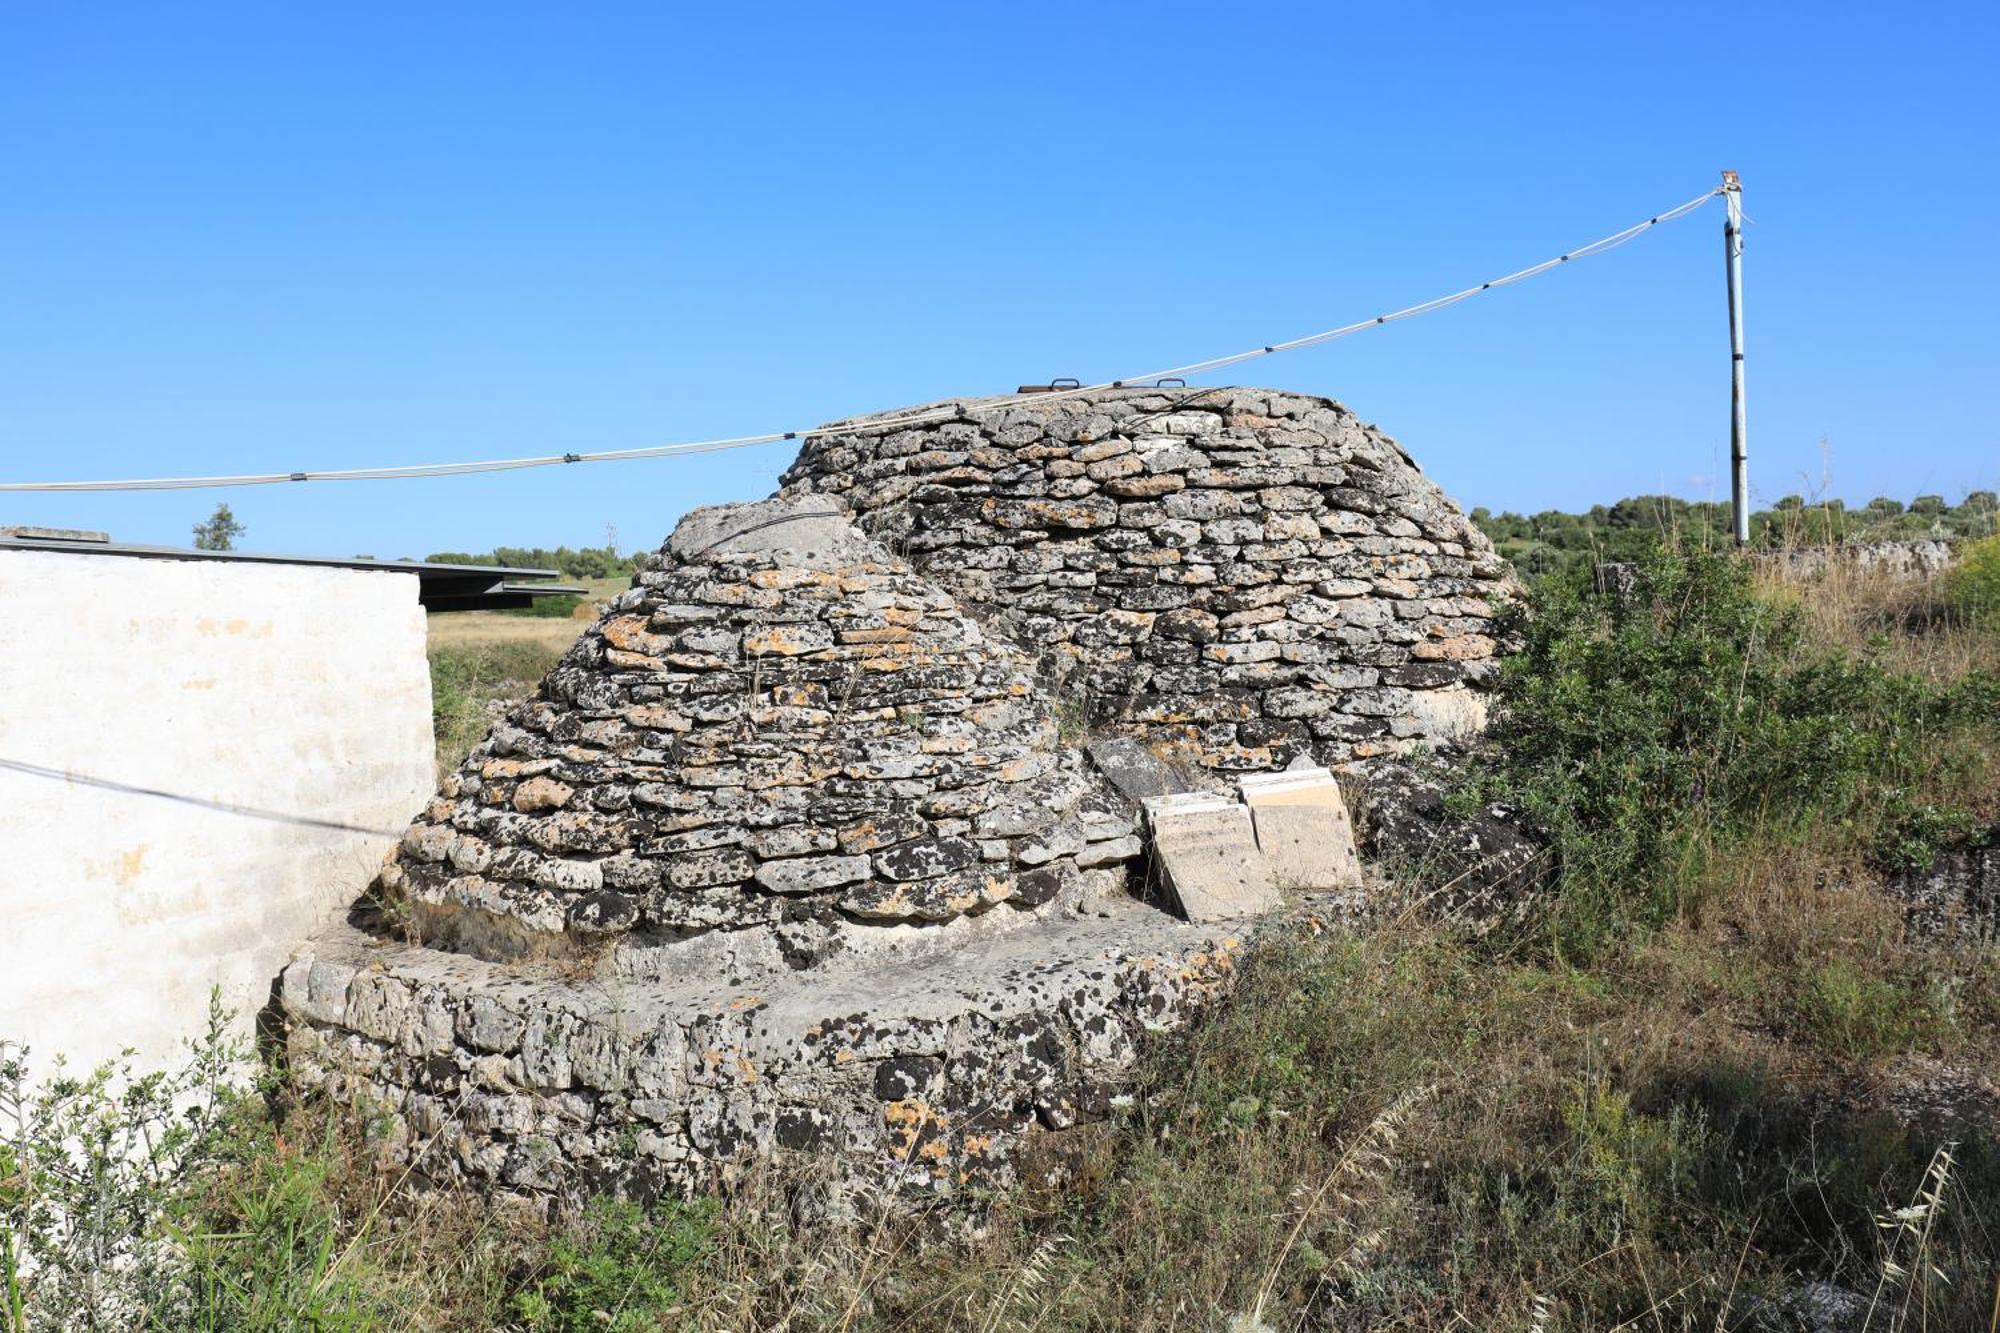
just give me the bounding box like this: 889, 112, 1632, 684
280, 904, 1246, 1207
1758, 538, 1956, 581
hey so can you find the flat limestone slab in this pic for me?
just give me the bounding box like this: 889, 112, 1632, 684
1238, 768, 1363, 891
1143, 792, 1280, 922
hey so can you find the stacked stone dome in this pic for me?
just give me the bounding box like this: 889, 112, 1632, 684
283, 385, 1511, 1206
386, 494, 1136, 967
780, 386, 1512, 770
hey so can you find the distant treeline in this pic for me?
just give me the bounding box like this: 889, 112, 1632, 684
423, 543, 646, 580
1473, 490, 1999, 578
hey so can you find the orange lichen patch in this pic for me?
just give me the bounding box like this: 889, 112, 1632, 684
1411, 633, 1496, 661
624, 704, 693, 732
742, 626, 828, 656
883, 1098, 949, 1163
769, 684, 828, 708
735, 1054, 759, 1083
748, 567, 839, 591
835, 820, 898, 853
480, 757, 559, 780
512, 777, 573, 813
945, 874, 1013, 913
996, 754, 1048, 781
867, 890, 914, 917
605, 648, 672, 672
833, 1047, 856, 1065
695, 582, 782, 610
727, 994, 763, 1011
882, 607, 924, 627
838, 627, 912, 644
600, 615, 666, 655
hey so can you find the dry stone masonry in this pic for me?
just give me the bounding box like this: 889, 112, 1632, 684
384, 494, 1138, 966
781, 386, 1513, 770
280, 387, 1510, 1207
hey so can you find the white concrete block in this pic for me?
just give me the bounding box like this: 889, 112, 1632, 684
1142, 792, 1279, 922
1238, 767, 1362, 891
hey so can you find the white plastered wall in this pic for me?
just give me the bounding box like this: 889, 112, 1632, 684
0, 549, 434, 1075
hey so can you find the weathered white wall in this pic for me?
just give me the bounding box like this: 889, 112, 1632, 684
0, 550, 434, 1076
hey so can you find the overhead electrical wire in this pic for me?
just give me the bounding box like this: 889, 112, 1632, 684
0, 186, 1722, 495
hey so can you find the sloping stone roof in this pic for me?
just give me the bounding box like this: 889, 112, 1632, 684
387, 495, 1135, 965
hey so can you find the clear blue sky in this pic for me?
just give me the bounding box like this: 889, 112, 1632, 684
3, 2, 1994, 560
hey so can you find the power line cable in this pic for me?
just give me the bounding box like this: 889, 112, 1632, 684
0, 186, 1721, 494
0, 755, 408, 837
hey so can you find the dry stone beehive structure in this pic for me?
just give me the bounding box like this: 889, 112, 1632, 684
278, 387, 1510, 1208
385, 494, 1140, 968
780, 386, 1512, 770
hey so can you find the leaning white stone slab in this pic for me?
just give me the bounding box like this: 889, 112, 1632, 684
1237, 767, 1363, 891
1143, 792, 1280, 923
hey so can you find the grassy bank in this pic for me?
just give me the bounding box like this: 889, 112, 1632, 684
7, 543, 1999, 1330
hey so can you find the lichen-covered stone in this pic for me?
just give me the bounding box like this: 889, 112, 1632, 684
387, 494, 1137, 961
781, 387, 1513, 769
286, 385, 1506, 1209
281, 905, 1246, 1209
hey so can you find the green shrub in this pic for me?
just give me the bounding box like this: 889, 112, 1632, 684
1793, 960, 1929, 1059
513, 1197, 714, 1332
1946, 534, 2000, 626
0, 996, 243, 1330
1472, 549, 1999, 956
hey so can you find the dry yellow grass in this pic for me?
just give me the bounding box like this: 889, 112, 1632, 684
1753, 560, 2000, 685
422, 575, 627, 651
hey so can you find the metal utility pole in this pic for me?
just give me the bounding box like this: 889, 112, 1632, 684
1722, 170, 1748, 546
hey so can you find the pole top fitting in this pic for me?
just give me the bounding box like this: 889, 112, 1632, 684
1721, 169, 1742, 192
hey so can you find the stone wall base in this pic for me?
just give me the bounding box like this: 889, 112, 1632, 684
279, 902, 1249, 1210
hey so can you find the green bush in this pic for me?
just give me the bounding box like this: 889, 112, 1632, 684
513, 1197, 714, 1332
1946, 534, 2000, 626
1471, 549, 1999, 956
1, 997, 243, 1330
